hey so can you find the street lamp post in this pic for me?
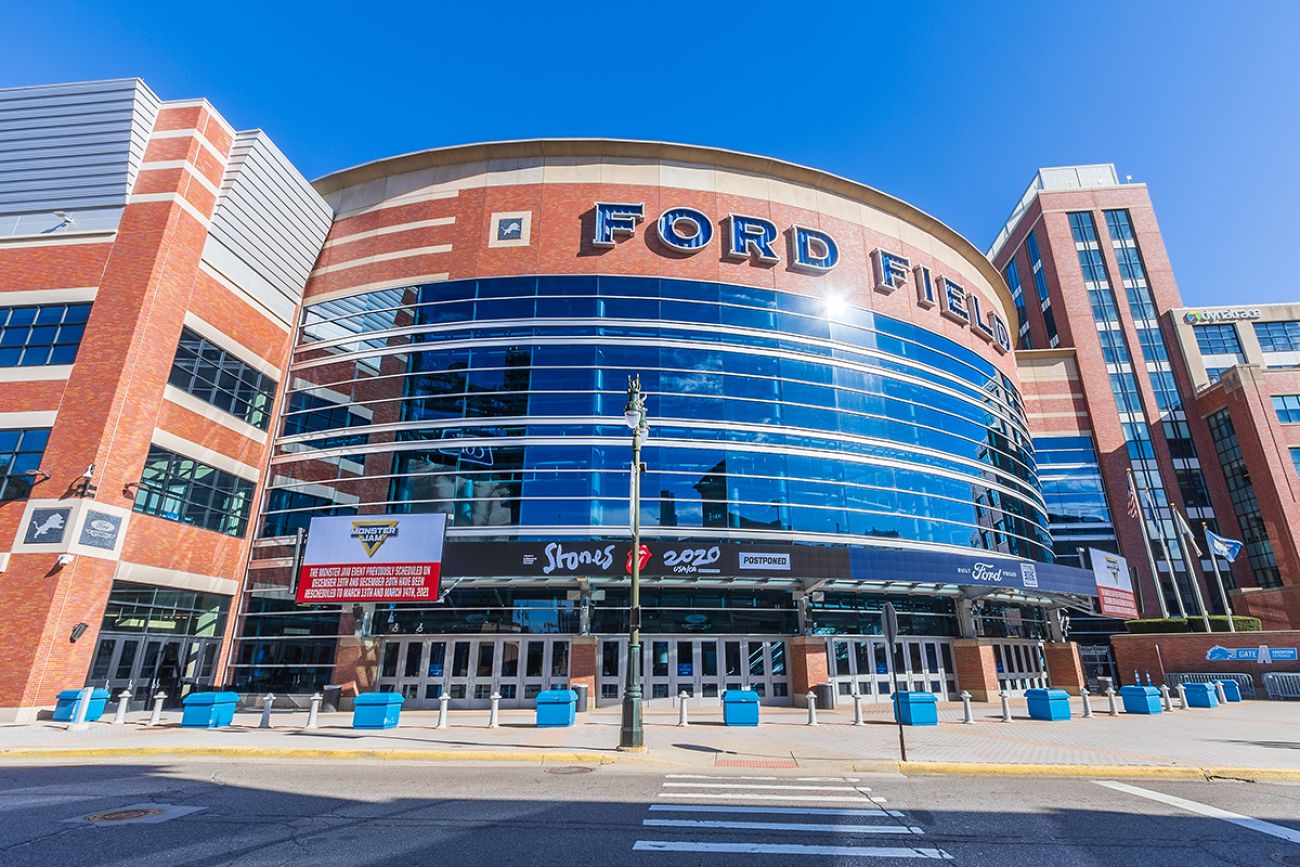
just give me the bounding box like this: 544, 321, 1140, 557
619, 374, 648, 751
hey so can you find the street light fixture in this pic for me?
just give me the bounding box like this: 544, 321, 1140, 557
619, 374, 648, 751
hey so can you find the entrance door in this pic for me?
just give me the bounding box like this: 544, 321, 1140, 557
377, 636, 571, 709
87, 633, 221, 709
827, 636, 958, 703
597, 636, 791, 708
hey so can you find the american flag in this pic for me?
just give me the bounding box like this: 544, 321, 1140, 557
1126, 473, 1141, 519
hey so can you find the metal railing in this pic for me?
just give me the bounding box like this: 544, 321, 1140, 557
1263, 671, 1300, 700
1167, 672, 1257, 699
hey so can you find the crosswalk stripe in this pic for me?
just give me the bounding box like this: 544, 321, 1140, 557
633, 840, 951, 859
649, 804, 905, 818
643, 818, 921, 835
663, 782, 866, 792
659, 792, 876, 804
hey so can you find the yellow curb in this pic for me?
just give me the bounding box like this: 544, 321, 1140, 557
0, 747, 615, 765
889, 761, 1300, 781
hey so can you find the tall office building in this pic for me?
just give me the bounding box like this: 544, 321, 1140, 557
989, 166, 1235, 630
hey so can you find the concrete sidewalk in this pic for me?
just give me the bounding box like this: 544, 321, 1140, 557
2, 697, 1298, 779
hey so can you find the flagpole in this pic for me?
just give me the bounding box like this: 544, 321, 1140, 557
1143, 487, 1187, 620
1203, 522, 1236, 633
1175, 510, 1212, 633
1127, 469, 1169, 619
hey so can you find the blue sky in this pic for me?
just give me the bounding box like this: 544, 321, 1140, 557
4, 2, 1297, 306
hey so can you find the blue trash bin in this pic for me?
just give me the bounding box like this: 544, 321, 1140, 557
721, 690, 761, 726
1025, 688, 1072, 721
51, 688, 110, 722
1183, 682, 1218, 708
352, 692, 404, 729
536, 689, 578, 727
893, 691, 938, 726
1120, 685, 1162, 714
181, 692, 240, 728
1216, 680, 1242, 702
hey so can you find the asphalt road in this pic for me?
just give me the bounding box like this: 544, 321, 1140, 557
0, 760, 1298, 866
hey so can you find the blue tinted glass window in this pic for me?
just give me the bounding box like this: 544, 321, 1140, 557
0, 303, 91, 367
133, 445, 254, 536
169, 328, 277, 429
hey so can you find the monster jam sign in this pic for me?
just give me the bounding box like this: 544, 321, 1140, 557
296, 514, 447, 603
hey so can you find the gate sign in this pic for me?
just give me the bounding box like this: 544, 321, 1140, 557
1090, 548, 1139, 619
1206, 644, 1299, 663
297, 514, 447, 603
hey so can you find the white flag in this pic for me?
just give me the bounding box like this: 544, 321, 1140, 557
1174, 509, 1203, 558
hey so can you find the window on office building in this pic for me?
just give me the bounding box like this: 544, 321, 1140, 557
1025, 231, 1058, 345
1195, 324, 1244, 357
0, 428, 49, 500
1206, 367, 1229, 383
0, 303, 91, 367
1291, 448, 1300, 478
168, 328, 277, 430
1207, 409, 1280, 587
1273, 395, 1300, 424
1003, 260, 1031, 349
1255, 321, 1300, 353
132, 446, 255, 537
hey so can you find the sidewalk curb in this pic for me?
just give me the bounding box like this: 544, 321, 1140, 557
0, 747, 616, 765
890, 761, 1300, 782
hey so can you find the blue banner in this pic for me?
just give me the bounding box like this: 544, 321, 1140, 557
848, 548, 1097, 597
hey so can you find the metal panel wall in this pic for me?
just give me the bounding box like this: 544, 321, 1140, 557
0, 78, 159, 234
204, 131, 333, 322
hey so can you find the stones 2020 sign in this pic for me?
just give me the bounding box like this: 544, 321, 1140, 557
296, 514, 447, 603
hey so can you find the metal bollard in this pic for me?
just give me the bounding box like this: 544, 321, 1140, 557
259, 693, 275, 729
147, 691, 166, 727
805, 690, 818, 726
1080, 687, 1093, 718
960, 690, 975, 724
998, 689, 1012, 723
1160, 684, 1173, 712
1176, 683, 1187, 710
852, 692, 865, 726
112, 689, 130, 725
1214, 681, 1227, 705
306, 693, 322, 729
436, 692, 450, 729
1105, 686, 1118, 716
488, 691, 501, 728
677, 690, 689, 727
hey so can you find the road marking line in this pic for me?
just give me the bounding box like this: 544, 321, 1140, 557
658, 793, 876, 804
649, 804, 906, 818
644, 818, 919, 834
664, 774, 861, 782
663, 782, 865, 792
1094, 781, 1300, 845
633, 840, 951, 858
869, 796, 888, 804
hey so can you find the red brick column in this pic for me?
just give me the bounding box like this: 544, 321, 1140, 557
1044, 642, 1086, 695
568, 636, 597, 705
952, 639, 1000, 701
789, 636, 829, 707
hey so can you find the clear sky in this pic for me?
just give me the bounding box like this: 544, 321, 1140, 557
4, 2, 1297, 307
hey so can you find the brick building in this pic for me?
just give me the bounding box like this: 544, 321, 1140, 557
0, 80, 329, 721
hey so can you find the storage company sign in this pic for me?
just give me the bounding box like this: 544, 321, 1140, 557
296, 514, 447, 603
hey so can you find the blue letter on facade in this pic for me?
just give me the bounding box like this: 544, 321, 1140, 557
657, 206, 713, 252
727, 214, 780, 262
914, 265, 935, 308
791, 226, 839, 271
939, 276, 970, 323
872, 250, 911, 293
593, 202, 645, 247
